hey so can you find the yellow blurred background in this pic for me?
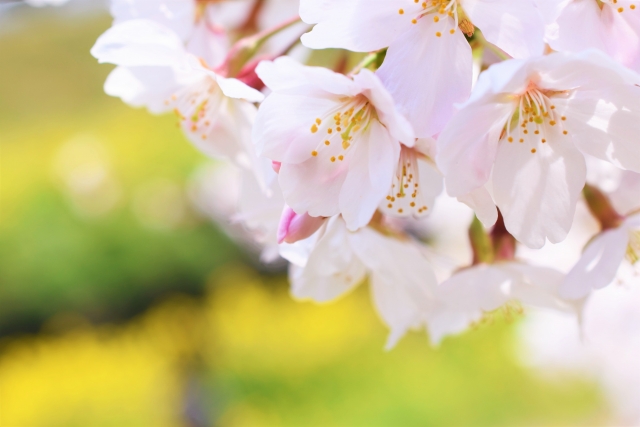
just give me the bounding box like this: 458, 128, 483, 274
0, 3, 608, 426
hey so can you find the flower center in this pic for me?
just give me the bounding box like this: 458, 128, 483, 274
166, 77, 224, 141
501, 84, 570, 155
396, 0, 474, 37
382, 147, 430, 217
307, 95, 374, 163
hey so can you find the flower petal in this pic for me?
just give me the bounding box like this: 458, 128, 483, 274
560, 227, 630, 299
339, 120, 400, 230
300, 0, 411, 51
437, 99, 514, 197
349, 227, 437, 349
377, 16, 473, 138
463, 0, 545, 58
286, 217, 367, 302
492, 122, 586, 248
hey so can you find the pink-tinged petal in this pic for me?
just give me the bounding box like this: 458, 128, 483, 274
493, 121, 586, 249
353, 69, 415, 145
536, 50, 640, 90
277, 206, 326, 244
463, 0, 545, 58
467, 58, 529, 104
560, 227, 630, 300
256, 57, 357, 96
253, 92, 338, 163
339, 120, 400, 231
300, 0, 411, 51
91, 19, 188, 67
558, 84, 640, 173
437, 99, 514, 197
288, 217, 366, 303
278, 156, 347, 219
602, 5, 640, 72
349, 227, 437, 349
458, 186, 498, 227
377, 16, 473, 138
547, 0, 607, 54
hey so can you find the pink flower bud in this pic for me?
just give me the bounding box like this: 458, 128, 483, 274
277, 206, 325, 244
272, 161, 282, 174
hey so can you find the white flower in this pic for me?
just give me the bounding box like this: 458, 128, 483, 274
537, 0, 640, 71
560, 174, 640, 300
437, 50, 640, 249
110, 0, 232, 67
429, 262, 576, 344
281, 216, 438, 349
110, 0, 304, 67
254, 56, 430, 231
92, 19, 265, 176
299, 0, 545, 137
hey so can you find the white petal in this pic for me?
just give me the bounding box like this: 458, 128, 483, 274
349, 227, 437, 349
278, 154, 347, 219
253, 92, 338, 163
288, 217, 366, 302
377, 17, 473, 138
560, 227, 630, 300
560, 84, 640, 173
215, 76, 264, 103
110, 0, 196, 42
353, 69, 415, 145
547, 0, 607, 54
458, 186, 498, 227
339, 121, 400, 231
104, 66, 182, 113
300, 0, 411, 51
493, 122, 586, 249
428, 265, 510, 343
463, 0, 545, 58
437, 100, 514, 197
256, 56, 357, 96
91, 19, 188, 67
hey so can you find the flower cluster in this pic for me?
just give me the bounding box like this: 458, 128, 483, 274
93, 0, 640, 348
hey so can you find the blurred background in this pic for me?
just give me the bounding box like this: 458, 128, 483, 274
0, 2, 609, 426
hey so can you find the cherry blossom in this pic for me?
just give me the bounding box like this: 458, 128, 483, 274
299, 0, 545, 138
110, 0, 303, 67
429, 262, 576, 343
254, 56, 425, 231
281, 216, 438, 349
537, 0, 640, 71
92, 19, 265, 176
560, 173, 640, 299
437, 50, 640, 248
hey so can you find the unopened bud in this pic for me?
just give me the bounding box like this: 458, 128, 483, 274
272, 161, 282, 174
277, 206, 326, 244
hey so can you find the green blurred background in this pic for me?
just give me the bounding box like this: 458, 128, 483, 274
0, 4, 607, 426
